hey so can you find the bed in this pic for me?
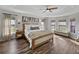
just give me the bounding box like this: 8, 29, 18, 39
25, 31, 53, 49
24, 25, 53, 49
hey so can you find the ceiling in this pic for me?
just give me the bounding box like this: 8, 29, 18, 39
0, 5, 79, 17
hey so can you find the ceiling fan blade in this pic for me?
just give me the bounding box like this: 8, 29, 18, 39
42, 10, 47, 14
49, 10, 52, 12
51, 7, 58, 10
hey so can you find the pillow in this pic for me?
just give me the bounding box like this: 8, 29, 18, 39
30, 26, 39, 30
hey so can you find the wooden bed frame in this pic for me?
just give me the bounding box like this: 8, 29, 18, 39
23, 24, 53, 49
31, 33, 53, 49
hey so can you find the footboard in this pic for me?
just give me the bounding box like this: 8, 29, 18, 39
32, 33, 53, 49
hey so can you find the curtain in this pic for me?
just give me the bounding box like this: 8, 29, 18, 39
2, 14, 11, 40
70, 20, 75, 33
4, 14, 11, 36
0, 14, 11, 40
58, 21, 67, 33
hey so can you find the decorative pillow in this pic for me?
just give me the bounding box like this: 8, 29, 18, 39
30, 26, 39, 30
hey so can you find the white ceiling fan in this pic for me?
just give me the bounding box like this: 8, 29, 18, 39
41, 5, 58, 14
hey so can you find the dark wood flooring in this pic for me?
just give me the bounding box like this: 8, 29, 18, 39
0, 34, 79, 54
0, 38, 52, 54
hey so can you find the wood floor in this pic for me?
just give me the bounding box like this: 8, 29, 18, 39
0, 34, 79, 54
0, 38, 52, 54
51, 35, 79, 54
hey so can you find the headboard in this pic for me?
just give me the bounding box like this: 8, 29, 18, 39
30, 26, 40, 30
22, 16, 40, 34
23, 24, 41, 34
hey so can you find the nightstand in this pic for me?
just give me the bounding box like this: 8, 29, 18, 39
16, 30, 23, 39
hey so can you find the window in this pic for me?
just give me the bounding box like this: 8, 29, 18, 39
40, 22, 44, 30
5, 15, 16, 36
51, 20, 55, 31
22, 16, 39, 23
0, 14, 16, 40
58, 22, 66, 25
58, 20, 67, 32
10, 17, 16, 34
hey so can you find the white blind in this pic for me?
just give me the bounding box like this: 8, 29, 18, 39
58, 22, 66, 25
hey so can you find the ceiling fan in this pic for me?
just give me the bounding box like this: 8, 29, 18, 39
41, 5, 58, 14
